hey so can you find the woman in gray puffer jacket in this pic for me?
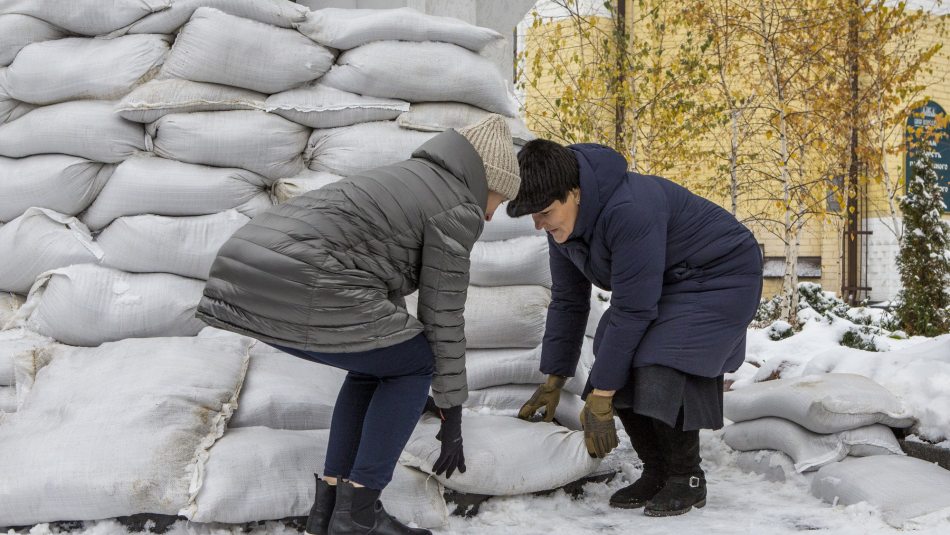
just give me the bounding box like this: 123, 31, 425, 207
195, 115, 520, 535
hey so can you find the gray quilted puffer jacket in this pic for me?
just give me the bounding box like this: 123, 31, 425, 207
196, 130, 487, 407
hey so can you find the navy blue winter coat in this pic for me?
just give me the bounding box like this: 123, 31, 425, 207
540, 144, 763, 391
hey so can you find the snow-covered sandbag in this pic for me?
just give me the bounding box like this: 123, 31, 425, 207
116, 0, 308, 35
479, 205, 545, 241
2, 35, 170, 105
297, 7, 501, 52
230, 350, 346, 430
0, 100, 150, 162
397, 102, 536, 145
0, 155, 114, 223
405, 285, 550, 349
81, 155, 271, 231
188, 427, 447, 528
159, 7, 334, 94
0, 208, 103, 294
466, 338, 593, 396
0, 336, 250, 525
470, 236, 550, 288
0, 14, 68, 67
723, 373, 915, 434
10, 264, 206, 347
116, 79, 266, 123
306, 121, 436, 176
0, 292, 24, 330
98, 211, 250, 280
0, 0, 172, 36
465, 385, 586, 431
402, 414, 600, 495
321, 41, 518, 116
735, 450, 817, 484
271, 170, 343, 204
265, 84, 409, 129
148, 110, 308, 181
810, 455, 950, 528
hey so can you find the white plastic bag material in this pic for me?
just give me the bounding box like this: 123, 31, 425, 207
116, 0, 308, 35
98, 211, 250, 280
10, 340, 56, 408
810, 455, 950, 528
271, 170, 343, 204
305, 121, 436, 177
320, 41, 518, 116
479, 204, 545, 242
0, 0, 172, 36
11, 264, 207, 347
0, 208, 104, 294
0, 384, 13, 412
470, 236, 550, 288
0, 14, 68, 67
465, 385, 586, 431
0, 75, 34, 124
188, 426, 448, 528
0, 328, 51, 386
297, 7, 501, 52
0, 155, 113, 223
465, 338, 593, 396
116, 79, 266, 124
397, 102, 536, 145
159, 7, 334, 94
81, 155, 271, 231
405, 285, 550, 349
0, 100, 150, 163
229, 349, 346, 430
0, 336, 250, 525
401, 414, 600, 495
723, 373, 915, 434
265, 83, 409, 129
724, 417, 865, 473
2, 35, 170, 105
148, 110, 308, 181
735, 450, 815, 484
0, 292, 24, 330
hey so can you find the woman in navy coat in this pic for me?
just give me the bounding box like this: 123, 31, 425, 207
510, 139, 763, 517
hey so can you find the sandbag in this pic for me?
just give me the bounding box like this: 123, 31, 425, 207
0, 0, 171, 36
116, 79, 266, 124
297, 7, 501, 52
116, 0, 308, 35
0, 384, 13, 412
0, 336, 250, 525
265, 83, 409, 129
401, 414, 600, 495
306, 121, 436, 177
479, 205, 545, 242
229, 349, 346, 431
465, 385, 586, 431
0, 75, 34, 124
0, 100, 150, 163
0, 155, 113, 223
0, 292, 24, 330
465, 338, 593, 396
98, 211, 250, 280
735, 450, 812, 484
159, 7, 334, 94
470, 236, 550, 288
0, 14, 68, 67
81, 155, 271, 231
811, 455, 950, 528
404, 285, 550, 349
271, 170, 343, 204
397, 102, 536, 145
0, 208, 104, 294
10, 264, 207, 347
321, 41, 518, 116
148, 110, 308, 181
188, 427, 447, 528
723, 373, 915, 434
0, 328, 51, 386
2, 35, 170, 105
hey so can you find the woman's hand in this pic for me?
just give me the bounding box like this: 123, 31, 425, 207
518, 374, 567, 422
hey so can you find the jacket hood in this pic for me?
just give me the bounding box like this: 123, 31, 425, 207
413, 129, 489, 213
567, 143, 628, 242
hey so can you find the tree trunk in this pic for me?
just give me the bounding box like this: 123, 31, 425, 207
730, 108, 740, 216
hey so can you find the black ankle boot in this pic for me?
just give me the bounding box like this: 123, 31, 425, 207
644, 473, 707, 516
328, 480, 431, 535
609, 469, 667, 509
305, 474, 336, 535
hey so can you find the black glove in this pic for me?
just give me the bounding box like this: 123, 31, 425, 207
432, 404, 466, 479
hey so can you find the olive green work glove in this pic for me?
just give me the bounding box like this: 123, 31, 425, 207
517, 374, 567, 422
580, 393, 619, 458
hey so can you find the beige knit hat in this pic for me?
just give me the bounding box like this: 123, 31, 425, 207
457, 114, 521, 201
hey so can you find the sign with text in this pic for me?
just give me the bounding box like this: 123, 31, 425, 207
906, 100, 950, 212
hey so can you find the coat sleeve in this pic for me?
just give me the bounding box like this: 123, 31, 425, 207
589, 203, 666, 390
539, 234, 592, 377
417, 203, 483, 408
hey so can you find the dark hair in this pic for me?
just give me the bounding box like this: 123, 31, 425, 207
507, 139, 580, 217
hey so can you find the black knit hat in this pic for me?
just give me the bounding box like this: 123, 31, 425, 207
506, 139, 580, 217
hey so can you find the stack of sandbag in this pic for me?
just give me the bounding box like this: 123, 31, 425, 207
723, 373, 915, 481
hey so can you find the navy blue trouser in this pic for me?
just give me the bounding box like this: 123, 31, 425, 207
268, 333, 434, 490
